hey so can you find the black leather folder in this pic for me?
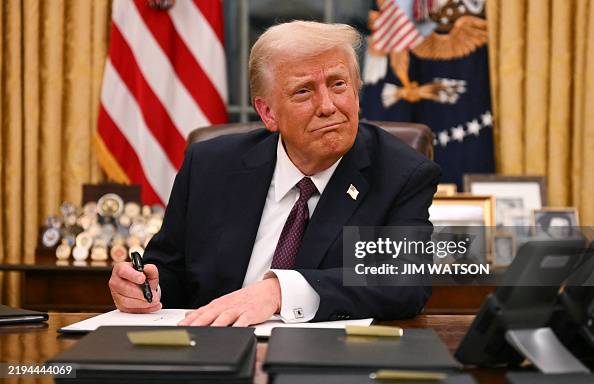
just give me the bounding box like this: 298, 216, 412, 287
264, 328, 462, 375
506, 372, 594, 384
274, 373, 478, 384
48, 326, 256, 383
0, 304, 48, 325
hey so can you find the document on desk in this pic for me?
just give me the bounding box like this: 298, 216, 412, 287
58, 309, 373, 337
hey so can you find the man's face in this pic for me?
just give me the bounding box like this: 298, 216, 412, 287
255, 48, 360, 174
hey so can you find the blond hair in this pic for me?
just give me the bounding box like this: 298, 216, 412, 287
248, 20, 362, 103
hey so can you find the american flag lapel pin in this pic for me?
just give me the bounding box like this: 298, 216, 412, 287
347, 184, 359, 200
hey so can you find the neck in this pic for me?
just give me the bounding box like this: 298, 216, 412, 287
292, 158, 337, 176
282, 140, 338, 176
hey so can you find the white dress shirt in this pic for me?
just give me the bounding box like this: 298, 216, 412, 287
241, 135, 342, 322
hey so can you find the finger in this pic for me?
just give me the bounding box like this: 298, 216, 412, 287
188, 309, 220, 326
147, 278, 160, 292
211, 309, 241, 327
179, 309, 213, 326
113, 292, 161, 309
143, 264, 159, 282
178, 294, 234, 325
109, 276, 148, 301
117, 302, 162, 314
184, 307, 205, 318
178, 309, 203, 325
232, 313, 253, 327
179, 304, 221, 326
179, 300, 216, 324
114, 262, 146, 284
114, 292, 162, 312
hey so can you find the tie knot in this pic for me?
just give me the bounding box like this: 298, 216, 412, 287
296, 177, 317, 202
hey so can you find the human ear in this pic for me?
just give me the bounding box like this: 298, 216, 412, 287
254, 97, 278, 132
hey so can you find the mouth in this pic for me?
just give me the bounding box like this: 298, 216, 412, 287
314, 121, 347, 132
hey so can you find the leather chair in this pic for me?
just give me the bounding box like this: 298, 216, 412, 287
187, 120, 434, 159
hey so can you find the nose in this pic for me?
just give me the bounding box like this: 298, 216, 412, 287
315, 86, 337, 117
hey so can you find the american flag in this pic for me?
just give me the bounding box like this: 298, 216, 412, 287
371, 0, 424, 53
96, 0, 227, 205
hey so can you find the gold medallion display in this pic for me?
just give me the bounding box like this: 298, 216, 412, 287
43, 193, 164, 264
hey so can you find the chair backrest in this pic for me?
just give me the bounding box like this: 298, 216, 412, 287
187, 120, 434, 159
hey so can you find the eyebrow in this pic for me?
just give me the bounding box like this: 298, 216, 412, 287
284, 66, 350, 91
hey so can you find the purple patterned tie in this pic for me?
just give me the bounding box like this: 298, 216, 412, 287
271, 177, 318, 269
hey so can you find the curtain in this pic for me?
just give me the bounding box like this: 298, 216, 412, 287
486, 0, 594, 226
0, 0, 111, 305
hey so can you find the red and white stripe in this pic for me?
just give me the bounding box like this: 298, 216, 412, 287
97, 0, 227, 204
371, 0, 424, 53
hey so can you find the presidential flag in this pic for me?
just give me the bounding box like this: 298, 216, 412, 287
96, 0, 227, 204
361, 0, 494, 188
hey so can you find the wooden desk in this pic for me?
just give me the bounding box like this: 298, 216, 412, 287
0, 313, 506, 384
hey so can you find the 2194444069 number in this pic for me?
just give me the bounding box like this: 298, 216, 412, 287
1, 363, 75, 378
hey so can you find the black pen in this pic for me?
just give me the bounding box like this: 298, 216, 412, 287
130, 251, 153, 303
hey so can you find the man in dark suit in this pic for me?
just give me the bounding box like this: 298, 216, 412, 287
108, 20, 440, 326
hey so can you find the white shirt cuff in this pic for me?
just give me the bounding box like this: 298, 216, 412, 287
265, 269, 320, 323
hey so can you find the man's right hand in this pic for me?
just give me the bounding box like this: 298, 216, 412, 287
109, 262, 162, 313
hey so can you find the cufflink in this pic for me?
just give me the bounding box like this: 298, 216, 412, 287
293, 308, 304, 319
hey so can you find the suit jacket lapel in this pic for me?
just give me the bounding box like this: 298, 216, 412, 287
216, 133, 277, 292
294, 133, 371, 269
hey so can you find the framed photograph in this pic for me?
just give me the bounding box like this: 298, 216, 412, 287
492, 232, 516, 268
435, 183, 458, 197
463, 174, 546, 226
429, 195, 495, 227
503, 209, 532, 238
429, 195, 495, 264
533, 207, 580, 238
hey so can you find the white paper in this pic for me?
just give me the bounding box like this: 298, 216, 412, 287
59, 309, 373, 337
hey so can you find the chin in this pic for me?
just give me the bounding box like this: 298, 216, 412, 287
319, 133, 352, 157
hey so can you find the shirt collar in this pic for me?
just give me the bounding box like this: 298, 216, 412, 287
274, 135, 342, 202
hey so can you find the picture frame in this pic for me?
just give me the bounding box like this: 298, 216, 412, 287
435, 183, 458, 197
429, 195, 495, 227
463, 174, 546, 227
503, 209, 532, 238
429, 195, 495, 264
532, 207, 580, 238
492, 232, 516, 268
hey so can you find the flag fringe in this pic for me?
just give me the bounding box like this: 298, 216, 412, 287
93, 134, 131, 184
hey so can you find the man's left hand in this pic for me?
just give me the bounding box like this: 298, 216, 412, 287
178, 278, 281, 327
